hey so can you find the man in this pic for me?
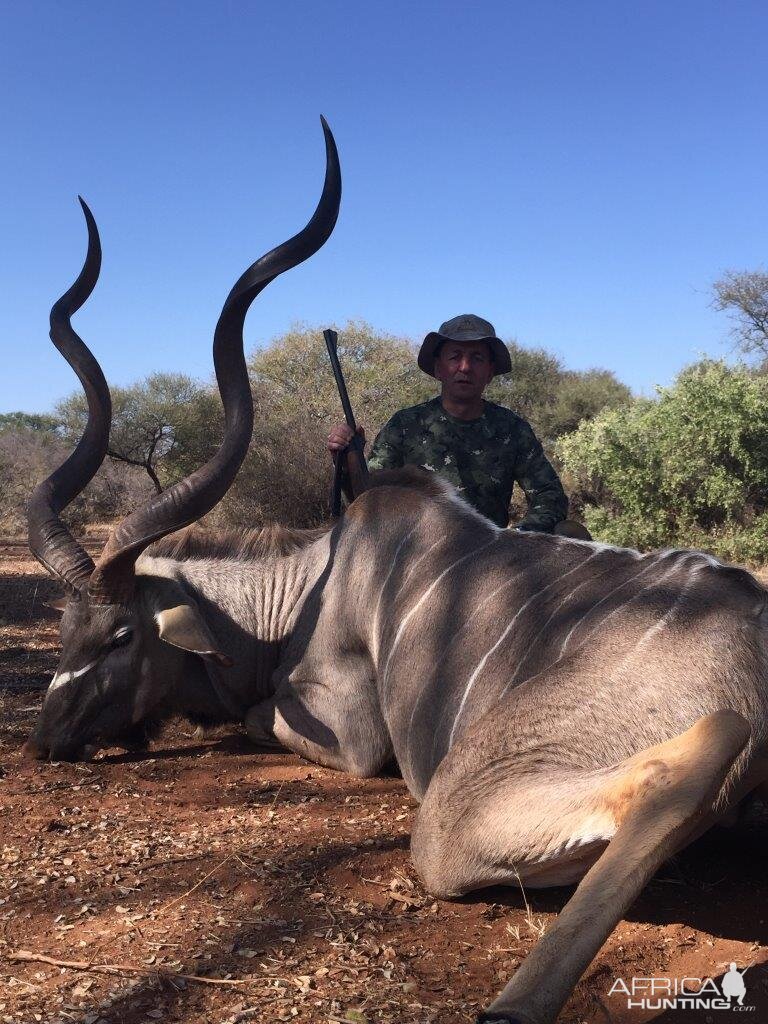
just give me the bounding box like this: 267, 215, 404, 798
328, 314, 579, 534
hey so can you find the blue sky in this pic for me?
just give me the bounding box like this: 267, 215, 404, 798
1, 0, 766, 413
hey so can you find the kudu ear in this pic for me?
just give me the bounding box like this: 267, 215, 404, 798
156, 604, 234, 667
45, 596, 68, 613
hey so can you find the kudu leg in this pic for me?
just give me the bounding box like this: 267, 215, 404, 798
245, 690, 393, 777
477, 710, 750, 1024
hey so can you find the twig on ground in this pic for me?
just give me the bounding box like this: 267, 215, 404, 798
8, 975, 39, 990
225, 1008, 261, 1023
153, 853, 236, 917
268, 782, 285, 811
134, 851, 209, 873
512, 866, 547, 937
8, 949, 243, 987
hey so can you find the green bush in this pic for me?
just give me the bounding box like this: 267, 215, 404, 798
557, 360, 768, 562
489, 353, 630, 446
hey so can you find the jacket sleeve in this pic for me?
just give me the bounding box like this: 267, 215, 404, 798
512, 421, 568, 532
367, 414, 405, 471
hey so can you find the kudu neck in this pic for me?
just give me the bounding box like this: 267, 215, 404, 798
141, 548, 319, 710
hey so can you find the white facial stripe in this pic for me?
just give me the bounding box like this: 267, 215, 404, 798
49, 660, 97, 692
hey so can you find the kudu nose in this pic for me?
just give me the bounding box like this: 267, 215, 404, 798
20, 737, 46, 760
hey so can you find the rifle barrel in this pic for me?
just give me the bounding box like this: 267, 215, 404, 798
323, 329, 357, 430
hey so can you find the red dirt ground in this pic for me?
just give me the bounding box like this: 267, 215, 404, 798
2, 540, 768, 1024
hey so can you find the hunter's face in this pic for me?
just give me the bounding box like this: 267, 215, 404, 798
434, 341, 495, 402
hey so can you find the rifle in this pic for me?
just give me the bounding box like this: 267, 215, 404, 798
324, 328, 369, 516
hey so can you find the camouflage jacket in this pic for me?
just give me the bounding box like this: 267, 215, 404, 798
367, 397, 568, 530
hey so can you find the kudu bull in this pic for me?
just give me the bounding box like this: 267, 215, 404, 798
23, 122, 768, 1024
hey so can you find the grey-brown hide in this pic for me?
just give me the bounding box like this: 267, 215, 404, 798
35, 466, 768, 786
242, 470, 768, 797
241, 469, 768, 1023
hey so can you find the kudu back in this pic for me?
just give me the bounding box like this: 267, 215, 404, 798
24, 128, 768, 1024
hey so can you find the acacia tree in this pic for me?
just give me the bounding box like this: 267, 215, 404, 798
538, 368, 631, 442
248, 320, 432, 429
713, 270, 768, 359
0, 412, 60, 435
0, 425, 150, 534
57, 372, 222, 494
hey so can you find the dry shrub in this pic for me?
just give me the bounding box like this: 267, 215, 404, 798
0, 429, 152, 537
213, 390, 331, 529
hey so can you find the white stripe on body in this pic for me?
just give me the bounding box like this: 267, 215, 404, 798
403, 568, 530, 778
695, 551, 722, 569
385, 537, 444, 615
370, 526, 418, 665
489, 553, 703, 743
426, 569, 534, 766
501, 551, 607, 694
444, 488, 503, 530
448, 552, 602, 747
557, 550, 682, 660
381, 536, 500, 695
608, 554, 701, 670
533, 553, 699, 695
49, 660, 97, 692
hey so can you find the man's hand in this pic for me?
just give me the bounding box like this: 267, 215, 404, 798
514, 521, 552, 534
328, 423, 365, 455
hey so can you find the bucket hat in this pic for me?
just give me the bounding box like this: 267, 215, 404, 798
418, 314, 511, 377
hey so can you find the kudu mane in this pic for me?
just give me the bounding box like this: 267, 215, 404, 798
147, 467, 454, 563
147, 523, 332, 562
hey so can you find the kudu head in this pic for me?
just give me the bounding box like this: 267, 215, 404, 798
23, 119, 341, 762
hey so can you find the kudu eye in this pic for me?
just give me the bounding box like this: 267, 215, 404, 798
110, 627, 134, 650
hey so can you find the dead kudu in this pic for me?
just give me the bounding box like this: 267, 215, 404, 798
23, 127, 768, 1024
